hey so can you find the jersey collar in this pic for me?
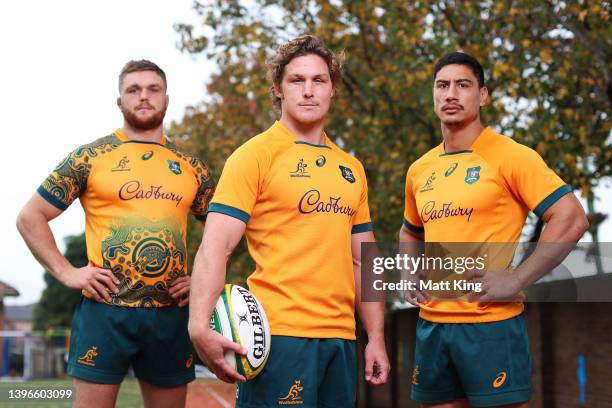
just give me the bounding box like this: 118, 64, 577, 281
114, 128, 168, 145
439, 126, 494, 156
272, 121, 331, 149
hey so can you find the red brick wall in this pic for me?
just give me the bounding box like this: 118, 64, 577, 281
531, 303, 612, 408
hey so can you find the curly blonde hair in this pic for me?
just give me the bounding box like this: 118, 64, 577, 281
267, 35, 344, 110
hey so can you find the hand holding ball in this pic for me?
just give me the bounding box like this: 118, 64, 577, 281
209, 284, 271, 380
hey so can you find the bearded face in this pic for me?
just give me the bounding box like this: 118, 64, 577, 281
118, 71, 168, 131
120, 99, 167, 130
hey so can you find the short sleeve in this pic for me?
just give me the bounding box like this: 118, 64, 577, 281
502, 144, 571, 218
403, 166, 424, 233
208, 144, 264, 224
351, 161, 373, 234
190, 159, 216, 222
37, 149, 91, 211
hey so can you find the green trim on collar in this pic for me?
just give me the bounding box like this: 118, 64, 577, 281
295, 141, 332, 149
123, 140, 165, 146
439, 150, 473, 157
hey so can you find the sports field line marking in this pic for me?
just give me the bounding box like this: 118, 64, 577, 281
205, 386, 232, 408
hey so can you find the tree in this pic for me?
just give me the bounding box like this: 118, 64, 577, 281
171, 1, 611, 279
32, 234, 85, 331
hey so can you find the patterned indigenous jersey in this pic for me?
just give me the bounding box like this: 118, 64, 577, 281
210, 121, 372, 340
403, 127, 571, 323
38, 129, 215, 307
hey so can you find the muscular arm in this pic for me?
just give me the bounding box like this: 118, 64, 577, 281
16, 194, 118, 302
515, 193, 589, 287
17, 194, 72, 279
353, 231, 390, 385
470, 193, 589, 302
188, 212, 247, 382
398, 225, 424, 244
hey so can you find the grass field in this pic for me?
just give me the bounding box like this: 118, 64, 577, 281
0, 378, 143, 408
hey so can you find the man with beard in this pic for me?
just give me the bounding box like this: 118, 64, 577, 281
16, 60, 215, 408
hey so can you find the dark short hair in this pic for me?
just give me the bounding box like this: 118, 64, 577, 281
433, 52, 485, 88
118, 60, 167, 91
267, 35, 344, 110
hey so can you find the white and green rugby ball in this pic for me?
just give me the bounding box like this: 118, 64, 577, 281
209, 284, 271, 380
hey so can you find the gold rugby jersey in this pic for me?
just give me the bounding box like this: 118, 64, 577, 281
38, 129, 215, 307
403, 126, 570, 323
210, 121, 372, 340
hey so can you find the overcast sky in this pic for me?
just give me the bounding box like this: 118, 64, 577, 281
0, 1, 610, 306
0, 0, 215, 305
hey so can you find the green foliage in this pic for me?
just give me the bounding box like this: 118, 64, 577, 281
172, 1, 611, 280
32, 234, 85, 331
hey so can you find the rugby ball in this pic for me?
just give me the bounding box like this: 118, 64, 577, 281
209, 284, 271, 380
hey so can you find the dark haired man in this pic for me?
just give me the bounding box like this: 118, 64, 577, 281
17, 60, 215, 407
189, 35, 390, 408
400, 51, 588, 407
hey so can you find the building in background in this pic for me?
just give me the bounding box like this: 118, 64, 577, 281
0, 281, 20, 377
4, 303, 35, 332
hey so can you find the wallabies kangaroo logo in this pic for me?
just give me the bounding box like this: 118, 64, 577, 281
278, 379, 304, 404
412, 364, 420, 385
290, 159, 310, 178
112, 156, 130, 172
78, 346, 98, 367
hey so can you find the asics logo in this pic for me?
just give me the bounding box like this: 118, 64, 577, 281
493, 371, 507, 388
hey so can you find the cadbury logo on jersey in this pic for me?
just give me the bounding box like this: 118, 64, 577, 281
298, 189, 356, 218
421, 201, 474, 223
118, 180, 183, 207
